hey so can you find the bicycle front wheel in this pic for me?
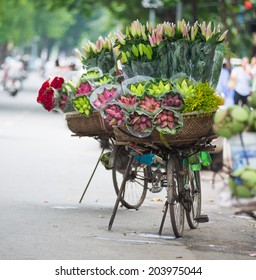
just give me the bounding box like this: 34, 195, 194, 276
112, 145, 148, 209
167, 155, 184, 238
186, 170, 201, 229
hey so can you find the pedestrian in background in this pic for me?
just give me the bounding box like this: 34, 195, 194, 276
217, 61, 234, 107
250, 56, 256, 93
229, 56, 252, 105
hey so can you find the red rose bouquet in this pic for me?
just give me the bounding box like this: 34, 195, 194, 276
37, 76, 68, 112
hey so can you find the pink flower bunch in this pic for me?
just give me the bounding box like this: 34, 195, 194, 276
116, 94, 137, 112
92, 87, 118, 109
76, 81, 93, 97
104, 104, 125, 126
37, 76, 64, 111
153, 109, 182, 134
138, 95, 161, 115
162, 93, 183, 108
127, 112, 153, 132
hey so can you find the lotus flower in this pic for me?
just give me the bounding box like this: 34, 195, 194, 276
76, 81, 93, 97
117, 94, 137, 112
154, 109, 182, 134
127, 112, 153, 132
92, 87, 118, 109
104, 104, 125, 126
138, 95, 161, 114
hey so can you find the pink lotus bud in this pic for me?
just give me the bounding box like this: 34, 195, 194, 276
140, 123, 147, 131
115, 112, 122, 119
148, 34, 155, 47
133, 123, 140, 131
175, 100, 181, 107
105, 115, 112, 121
96, 36, 104, 53
140, 116, 147, 123
77, 82, 92, 94
98, 94, 106, 103
105, 108, 115, 116
155, 31, 163, 45
200, 21, 207, 37
93, 100, 102, 108
167, 116, 173, 122
168, 122, 174, 129
161, 121, 168, 128
161, 115, 168, 122
115, 31, 126, 45
156, 23, 164, 36
156, 119, 161, 125
117, 119, 123, 126
217, 30, 228, 42
146, 120, 152, 127
103, 88, 112, 99
130, 21, 139, 37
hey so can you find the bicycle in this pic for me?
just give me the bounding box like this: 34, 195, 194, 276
108, 135, 214, 238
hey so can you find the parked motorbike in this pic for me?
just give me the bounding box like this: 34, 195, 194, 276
5, 78, 22, 97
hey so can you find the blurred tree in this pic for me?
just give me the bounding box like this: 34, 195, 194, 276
33, 5, 75, 59
0, 0, 34, 64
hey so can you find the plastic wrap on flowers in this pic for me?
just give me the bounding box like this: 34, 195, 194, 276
81, 67, 103, 81
144, 78, 173, 100
59, 95, 75, 113
121, 64, 133, 79
210, 47, 224, 89
190, 42, 216, 83
90, 84, 120, 110
153, 109, 183, 135
93, 73, 114, 86
157, 42, 169, 79
131, 60, 159, 78
121, 75, 152, 98
136, 95, 162, 117
126, 111, 154, 138
116, 94, 137, 113
167, 40, 191, 78
101, 103, 126, 127
82, 57, 98, 70
96, 50, 116, 74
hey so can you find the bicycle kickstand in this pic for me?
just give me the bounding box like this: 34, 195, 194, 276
158, 200, 169, 235
108, 155, 134, 231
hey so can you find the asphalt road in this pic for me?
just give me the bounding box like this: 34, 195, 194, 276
0, 72, 255, 260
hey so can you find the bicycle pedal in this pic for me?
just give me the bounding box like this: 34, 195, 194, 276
194, 215, 209, 223
150, 186, 163, 193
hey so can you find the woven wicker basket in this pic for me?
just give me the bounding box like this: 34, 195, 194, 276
114, 111, 215, 146
65, 111, 114, 137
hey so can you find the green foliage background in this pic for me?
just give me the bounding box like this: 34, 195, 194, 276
0, 0, 255, 64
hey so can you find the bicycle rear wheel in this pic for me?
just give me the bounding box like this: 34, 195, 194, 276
167, 155, 184, 238
186, 170, 201, 229
112, 145, 148, 209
